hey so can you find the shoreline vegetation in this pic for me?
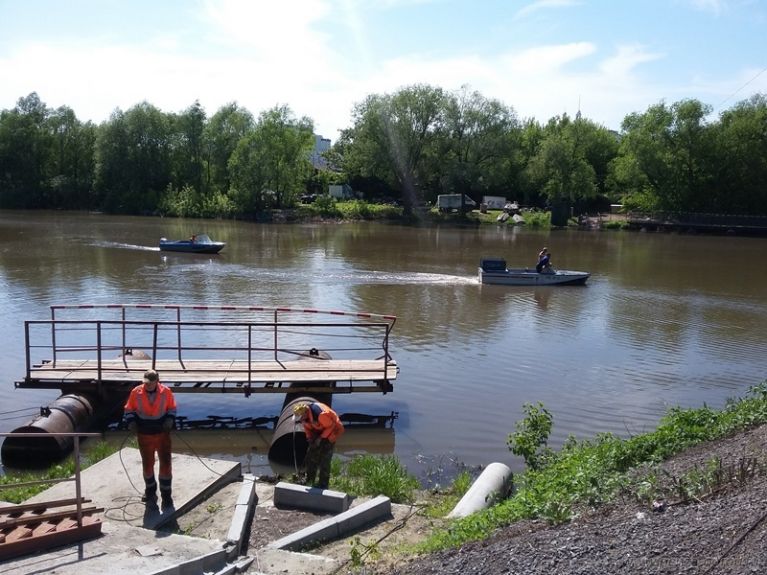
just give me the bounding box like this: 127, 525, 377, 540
2, 89, 766, 227
3, 383, 766, 570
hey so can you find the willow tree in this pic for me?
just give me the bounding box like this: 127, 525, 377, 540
341, 84, 448, 213
611, 99, 714, 213
228, 105, 314, 213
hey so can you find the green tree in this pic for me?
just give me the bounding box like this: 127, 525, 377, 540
170, 100, 206, 194
341, 84, 448, 213
708, 94, 767, 214
0, 93, 53, 208
204, 102, 254, 194
526, 114, 597, 206
611, 99, 714, 213
47, 106, 96, 209
94, 102, 172, 213
434, 86, 522, 204
228, 105, 314, 213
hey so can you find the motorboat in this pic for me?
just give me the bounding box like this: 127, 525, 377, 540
159, 233, 225, 254
478, 257, 589, 286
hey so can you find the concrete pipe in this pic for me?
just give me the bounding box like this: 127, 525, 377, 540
1, 393, 97, 467
268, 395, 334, 468
447, 462, 513, 519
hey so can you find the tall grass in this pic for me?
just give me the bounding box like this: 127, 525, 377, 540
331, 454, 420, 503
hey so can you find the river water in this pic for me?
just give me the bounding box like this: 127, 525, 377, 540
1, 211, 765, 480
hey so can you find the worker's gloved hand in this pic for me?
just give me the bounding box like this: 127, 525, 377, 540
126, 420, 137, 433
162, 417, 175, 431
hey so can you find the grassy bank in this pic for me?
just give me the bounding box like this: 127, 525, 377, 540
0, 439, 123, 503
418, 382, 767, 552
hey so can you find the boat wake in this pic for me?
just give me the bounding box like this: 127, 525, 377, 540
93, 241, 160, 251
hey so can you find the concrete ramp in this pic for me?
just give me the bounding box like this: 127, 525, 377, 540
26, 447, 241, 529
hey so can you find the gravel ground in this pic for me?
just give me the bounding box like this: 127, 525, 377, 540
378, 424, 767, 575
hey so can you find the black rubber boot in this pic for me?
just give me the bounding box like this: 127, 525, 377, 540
159, 477, 173, 508
142, 476, 158, 503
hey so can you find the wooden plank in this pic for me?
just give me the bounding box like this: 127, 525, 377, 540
0, 517, 102, 561
4, 527, 33, 543
27, 359, 398, 384
0, 498, 92, 515
0, 507, 103, 530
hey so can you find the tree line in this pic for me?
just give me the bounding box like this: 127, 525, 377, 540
1, 87, 765, 218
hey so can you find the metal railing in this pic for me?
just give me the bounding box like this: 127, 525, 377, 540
0, 432, 103, 528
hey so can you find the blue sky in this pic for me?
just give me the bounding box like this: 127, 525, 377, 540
1, 0, 765, 139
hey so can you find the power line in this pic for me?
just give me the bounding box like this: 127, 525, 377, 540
715, 66, 767, 110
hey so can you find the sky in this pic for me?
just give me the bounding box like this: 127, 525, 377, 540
1, 0, 766, 140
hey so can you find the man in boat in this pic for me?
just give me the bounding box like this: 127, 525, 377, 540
293, 401, 345, 489
536, 247, 551, 273
124, 369, 177, 507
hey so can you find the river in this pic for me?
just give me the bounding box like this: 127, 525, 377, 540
1, 210, 765, 481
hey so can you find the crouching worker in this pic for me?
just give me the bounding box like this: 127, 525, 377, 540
293, 401, 345, 489
124, 369, 177, 507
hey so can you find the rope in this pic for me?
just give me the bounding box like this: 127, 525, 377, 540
0, 406, 40, 416
329, 503, 423, 573
292, 414, 300, 476
171, 429, 228, 477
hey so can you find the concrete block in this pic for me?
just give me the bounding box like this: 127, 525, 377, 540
225, 475, 257, 555
273, 481, 350, 513
147, 548, 227, 575
235, 475, 256, 507
336, 495, 391, 533
268, 495, 391, 551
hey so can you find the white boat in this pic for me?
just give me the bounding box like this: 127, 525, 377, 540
478, 257, 590, 286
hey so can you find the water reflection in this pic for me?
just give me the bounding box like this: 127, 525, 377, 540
1, 211, 767, 477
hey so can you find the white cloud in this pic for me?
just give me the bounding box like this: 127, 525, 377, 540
686, 0, 727, 14
504, 43, 595, 74
599, 44, 664, 77
514, 0, 581, 20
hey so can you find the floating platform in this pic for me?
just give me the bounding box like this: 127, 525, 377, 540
16, 304, 399, 395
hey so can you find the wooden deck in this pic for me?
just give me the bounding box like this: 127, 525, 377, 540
19, 304, 400, 396
20, 358, 399, 394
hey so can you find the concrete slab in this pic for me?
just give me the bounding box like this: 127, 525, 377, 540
273, 481, 350, 513
26, 447, 241, 530
254, 548, 340, 575
0, 521, 225, 575
0, 449, 244, 575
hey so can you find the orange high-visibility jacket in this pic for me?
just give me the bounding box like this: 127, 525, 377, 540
302, 402, 344, 444
124, 383, 177, 434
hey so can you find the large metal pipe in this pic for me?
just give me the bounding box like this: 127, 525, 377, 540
267, 395, 329, 468
1, 393, 98, 466
269, 349, 337, 467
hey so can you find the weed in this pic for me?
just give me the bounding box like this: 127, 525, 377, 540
507, 402, 554, 471
349, 536, 380, 567
331, 454, 419, 503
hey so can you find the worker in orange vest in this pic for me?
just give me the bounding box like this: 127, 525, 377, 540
293, 401, 344, 489
124, 369, 177, 507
